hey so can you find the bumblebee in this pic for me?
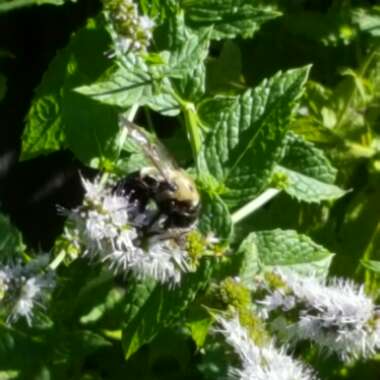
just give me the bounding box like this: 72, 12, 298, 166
114, 117, 200, 235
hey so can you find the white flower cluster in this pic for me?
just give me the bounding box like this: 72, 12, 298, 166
260, 271, 380, 361
0, 255, 55, 325
216, 316, 317, 380
103, 0, 155, 55
64, 177, 193, 285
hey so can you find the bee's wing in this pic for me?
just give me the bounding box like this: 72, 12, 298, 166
119, 115, 177, 178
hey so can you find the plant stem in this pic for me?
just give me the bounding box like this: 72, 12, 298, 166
116, 104, 140, 156
357, 220, 380, 294
49, 250, 66, 270
144, 106, 154, 132
102, 104, 140, 184
170, 89, 202, 172
346, 141, 376, 159
231, 188, 281, 224
127, 103, 139, 122
183, 101, 202, 171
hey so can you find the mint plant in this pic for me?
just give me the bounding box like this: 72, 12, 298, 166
2, 1, 380, 379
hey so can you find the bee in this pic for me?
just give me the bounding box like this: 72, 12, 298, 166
114, 116, 200, 237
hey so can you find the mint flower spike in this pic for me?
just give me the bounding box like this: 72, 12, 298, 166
63, 177, 195, 286
260, 271, 380, 361
130, 236, 193, 286
64, 177, 138, 258
216, 316, 317, 380
103, 0, 155, 56
0, 255, 55, 326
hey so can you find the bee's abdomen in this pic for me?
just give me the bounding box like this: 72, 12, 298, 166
114, 171, 153, 208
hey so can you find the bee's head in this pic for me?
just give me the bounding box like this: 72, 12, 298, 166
155, 169, 200, 218
161, 170, 199, 202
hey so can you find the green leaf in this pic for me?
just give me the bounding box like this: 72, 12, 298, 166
75, 56, 153, 108
62, 92, 120, 165
0, 213, 25, 260
21, 50, 68, 160
199, 66, 310, 208
21, 18, 116, 164
1, 322, 105, 379
281, 132, 337, 183
139, 0, 174, 20
166, 26, 211, 78
119, 277, 157, 328
275, 165, 346, 203
275, 132, 346, 203
0, 0, 71, 13
353, 7, 380, 37
186, 316, 212, 348
0, 326, 46, 373
122, 261, 212, 359
182, 0, 281, 40
173, 29, 211, 102
361, 259, 380, 274
76, 25, 211, 115
49, 260, 108, 324
329, 187, 380, 279
59, 330, 112, 358
237, 229, 334, 286
79, 287, 126, 326
198, 191, 232, 242
61, 21, 120, 165
0, 370, 19, 379
75, 56, 181, 116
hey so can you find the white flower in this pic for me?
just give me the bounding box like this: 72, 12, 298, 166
131, 238, 192, 285
0, 258, 55, 326
0, 269, 10, 300
101, 234, 193, 286
100, 234, 193, 285
216, 316, 317, 380
65, 177, 140, 258
64, 177, 194, 285
104, 0, 155, 55
9, 276, 47, 325
111, 36, 132, 57
81, 177, 104, 202
260, 271, 380, 361
260, 289, 296, 316
101, 227, 142, 272
139, 15, 155, 31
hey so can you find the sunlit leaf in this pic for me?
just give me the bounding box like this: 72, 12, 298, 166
0, 0, 72, 13
0, 213, 25, 259
183, 0, 281, 40
200, 66, 310, 208
237, 229, 334, 287
122, 261, 212, 358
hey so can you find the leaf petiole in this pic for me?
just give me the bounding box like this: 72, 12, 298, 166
49, 249, 66, 271
231, 188, 281, 224
171, 89, 203, 172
